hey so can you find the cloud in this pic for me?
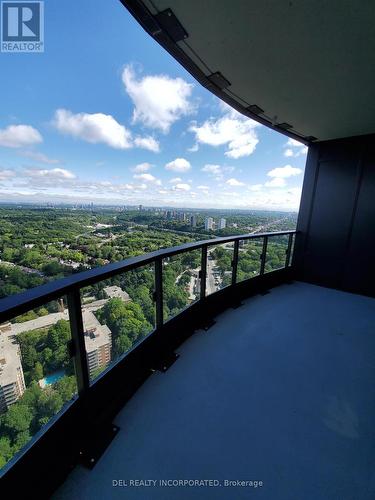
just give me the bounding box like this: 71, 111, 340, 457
172, 183, 191, 191
201, 164, 235, 181
169, 177, 182, 184
265, 177, 287, 188
0, 169, 16, 180
226, 178, 245, 186
287, 138, 305, 147
0, 125, 42, 148
122, 65, 194, 133
267, 165, 302, 178
189, 107, 259, 158
53, 109, 132, 149
24, 168, 76, 179
133, 162, 153, 173
20, 150, 60, 164
249, 184, 263, 191
134, 135, 160, 152
201, 164, 222, 175
133, 173, 161, 185
197, 185, 209, 190
165, 158, 191, 172
283, 138, 308, 157
187, 143, 199, 152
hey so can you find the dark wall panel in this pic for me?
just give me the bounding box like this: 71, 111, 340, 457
294, 134, 375, 297
343, 142, 375, 295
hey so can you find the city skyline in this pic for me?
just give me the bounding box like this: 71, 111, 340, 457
0, 0, 307, 210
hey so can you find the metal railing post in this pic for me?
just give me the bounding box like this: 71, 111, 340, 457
232, 240, 239, 285
154, 258, 164, 329
200, 245, 207, 299
260, 236, 268, 275
67, 289, 90, 395
285, 233, 294, 267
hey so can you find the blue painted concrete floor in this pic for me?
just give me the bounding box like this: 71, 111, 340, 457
55, 282, 375, 500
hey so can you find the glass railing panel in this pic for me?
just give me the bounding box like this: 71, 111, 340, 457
265, 235, 290, 273
236, 238, 263, 282
206, 243, 234, 296
0, 297, 77, 470
80, 264, 155, 383
163, 249, 201, 321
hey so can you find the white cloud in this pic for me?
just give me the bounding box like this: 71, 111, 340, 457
122, 65, 194, 133
169, 177, 182, 184
265, 177, 287, 188
189, 107, 259, 158
25, 168, 76, 179
226, 178, 245, 186
287, 138, 304, 147
0, 125, 42, 148
249, 184, 263, 191
267, 165, 302, 178
165, 158, 191, 172
133, 173, 161, 185
20, 150, 60, 164
133, 135, 160, 152
133, 162, 153, 173
53, 109, 132, 149
201, 164, 222, 175
197, 185, 209, 190
172, 183, 191, 191
0, 169, 16, 180
283, 138, 308, 157
187, 143, 199, 152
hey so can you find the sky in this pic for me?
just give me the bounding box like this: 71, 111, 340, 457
0, 0, 308, 211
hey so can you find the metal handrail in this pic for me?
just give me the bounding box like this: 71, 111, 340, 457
0, 230, 295, 322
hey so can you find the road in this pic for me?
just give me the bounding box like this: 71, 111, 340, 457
206, 248, 221, 296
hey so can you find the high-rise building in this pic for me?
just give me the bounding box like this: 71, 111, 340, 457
205, 217, 214, 230
83, 310, 112, 379
190, 215, 197, 227
139, 205, 143, 211
0, 324, 26, 413
218, 218, 226, 229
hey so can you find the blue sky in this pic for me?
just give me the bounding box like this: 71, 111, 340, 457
0, 0, 307, 210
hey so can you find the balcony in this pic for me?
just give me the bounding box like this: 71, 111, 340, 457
54, 280, 375, 500
1, 228, 374, 498
1, 1, 375, 495
0, 231, 295, 492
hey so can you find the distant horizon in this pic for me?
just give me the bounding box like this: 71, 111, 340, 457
0, 200, 298, 214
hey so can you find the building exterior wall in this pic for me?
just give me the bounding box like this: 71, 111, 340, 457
293, 134, 375, 297
0, 336, 26, 413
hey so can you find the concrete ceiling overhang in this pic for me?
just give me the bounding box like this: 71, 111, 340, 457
120, 0, 375, 144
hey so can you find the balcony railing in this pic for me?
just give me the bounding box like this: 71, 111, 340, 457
0, 230, 295, 490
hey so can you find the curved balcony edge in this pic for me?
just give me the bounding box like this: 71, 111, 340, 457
0, 230, 295, 323
0, 231, 296, 495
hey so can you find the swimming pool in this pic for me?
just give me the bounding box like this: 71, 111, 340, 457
41, 370, 65, 387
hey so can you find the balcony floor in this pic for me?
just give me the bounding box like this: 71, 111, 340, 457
55, 282, 375, 500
